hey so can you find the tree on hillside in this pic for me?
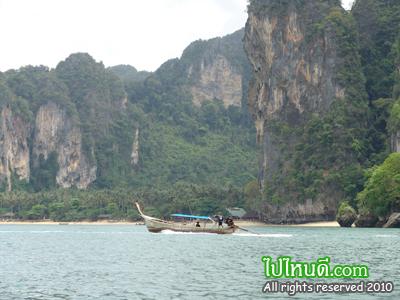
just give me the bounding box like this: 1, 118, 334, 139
357, 153, 400, 217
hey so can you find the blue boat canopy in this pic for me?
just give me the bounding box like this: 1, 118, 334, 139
171, 213, 210, 220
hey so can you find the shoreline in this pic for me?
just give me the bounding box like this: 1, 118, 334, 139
0, 220, 340, 227
0, 220, 144, 225
234, 220, 339, 227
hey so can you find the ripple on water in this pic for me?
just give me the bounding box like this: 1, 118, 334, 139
375, 234, 398, 238
159, 229, 292, 238
233, 232, 293, 237
0, 225, 398, 300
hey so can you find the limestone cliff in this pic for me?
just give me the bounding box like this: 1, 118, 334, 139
0, 55, 139, 191
245, 0, 344, 144
188, 54, 243, 108
244, 0, 368, 223
33, 102, 96, 189
0, 106, 30, 191
157, 29, 251, 108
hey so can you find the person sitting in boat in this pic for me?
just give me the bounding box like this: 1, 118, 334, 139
195, 220, 201, 227
225, 216, 235, 228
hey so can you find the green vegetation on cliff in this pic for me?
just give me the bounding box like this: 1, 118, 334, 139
250, 2, 369, 208
0, 30, 258, 220
357, 153, 400, 217
336, 201, 357, 227
5, 66, 76, 120
389, 100, 400, 133
108, 65, 151, 83
353, 0, 400, 100
351, 0, 400, 162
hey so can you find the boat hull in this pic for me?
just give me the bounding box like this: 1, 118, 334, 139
135, 202, 236, 234
144, 217, 236, 234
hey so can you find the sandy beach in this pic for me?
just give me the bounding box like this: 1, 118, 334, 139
0, 220, 339, 227
0, 220, 144, 225
290, 221, 339, 227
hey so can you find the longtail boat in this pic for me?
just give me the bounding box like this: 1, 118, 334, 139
135, 202, 237, 234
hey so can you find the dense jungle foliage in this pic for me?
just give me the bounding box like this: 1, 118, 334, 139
1, 2, 400, 221
0, 30, 257, 220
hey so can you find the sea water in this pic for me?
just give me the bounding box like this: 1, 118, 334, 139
0, 225, 398, 299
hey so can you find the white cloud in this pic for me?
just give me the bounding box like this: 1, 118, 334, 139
0, 0, 356, 72
0, 0, 247, 72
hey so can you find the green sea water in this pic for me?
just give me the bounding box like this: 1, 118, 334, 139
0, 225, 398, 299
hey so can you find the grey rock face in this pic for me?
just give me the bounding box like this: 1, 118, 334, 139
243, 0, 365, 223
336, 209, 357, 228
383, 212, 400, 228
189, 55, 243, 108
355, 212, 378, 227
33, 102, 96, 189
244, 0, 344, 179
0, 107, 30, 191
166, 28, 251, 108
261, 198, 336, 224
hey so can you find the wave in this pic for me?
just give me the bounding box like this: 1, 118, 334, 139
159, 229, 292, 237
233, 232, 292, 237
160, 230, 215, 235
0, 230, 67, 233
375, 234, 398, 238
0, 230, 135, 234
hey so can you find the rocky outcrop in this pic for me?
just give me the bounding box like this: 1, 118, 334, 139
261, 198, 335, 224
189, 55, 242, 107
355, 211, 378, 227
383, 212, 400, 228
0, 55, 141, 191
244, 0, 345, 180
163, 28, 251, 108
33, 102, 96, 189
336, 202, 357, 227
244, 0, 366, 222
0, 107, 30, 191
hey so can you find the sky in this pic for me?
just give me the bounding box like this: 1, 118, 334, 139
0, 0, 355, 72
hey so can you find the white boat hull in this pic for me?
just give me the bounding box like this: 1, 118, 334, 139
136, 203, 236, 234
144, 216, 236, 234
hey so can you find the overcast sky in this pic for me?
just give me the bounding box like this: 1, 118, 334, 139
0, 0, 355, 72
